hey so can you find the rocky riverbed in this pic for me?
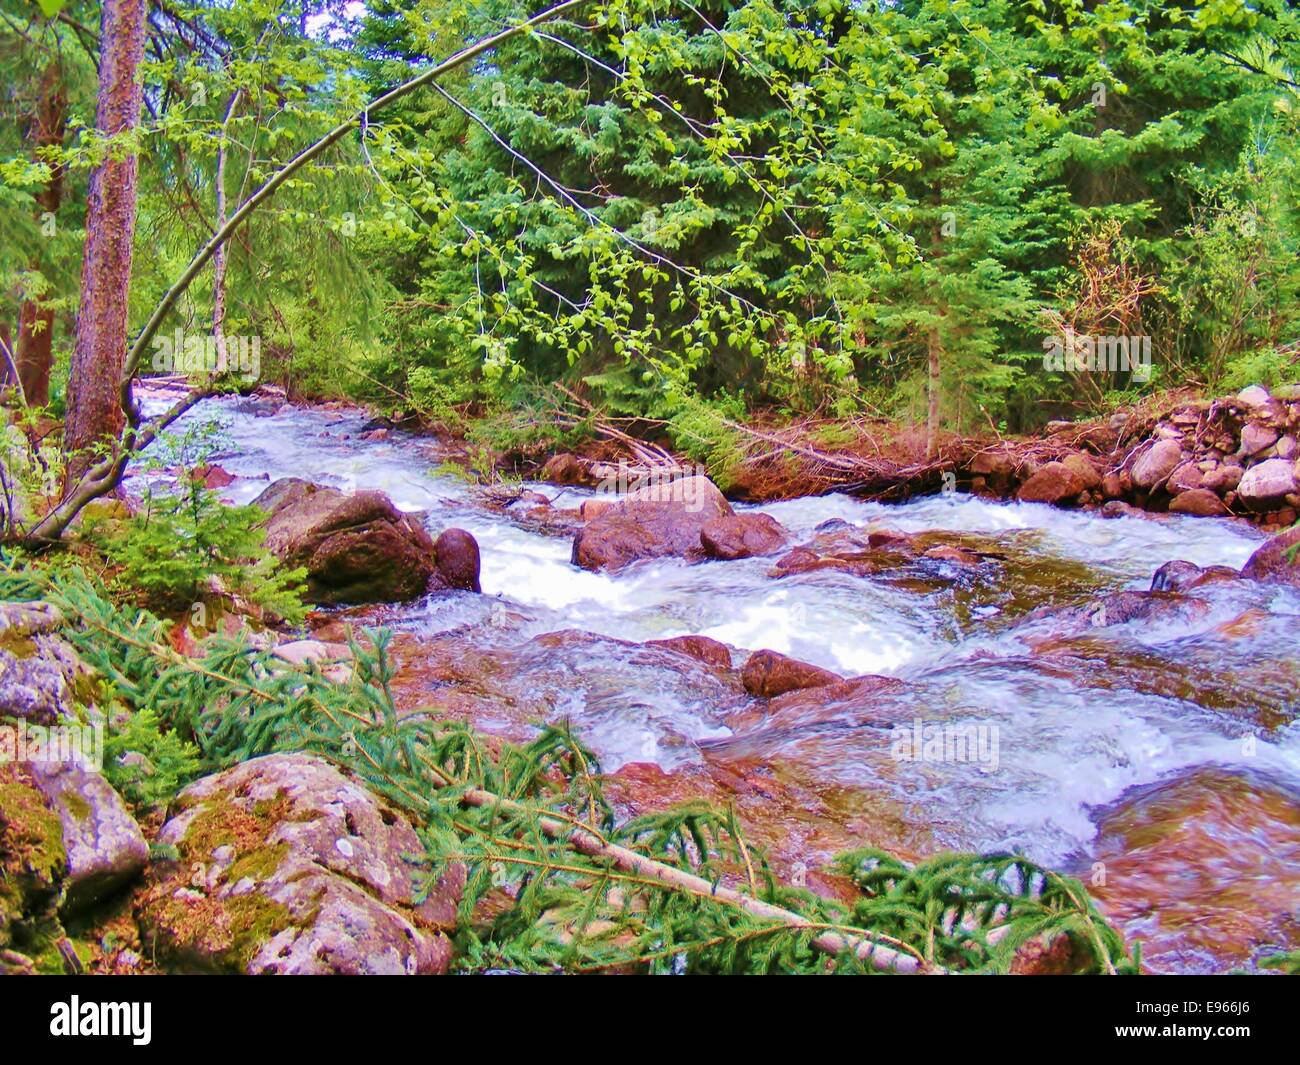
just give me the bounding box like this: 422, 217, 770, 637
4, 384, 1298, 974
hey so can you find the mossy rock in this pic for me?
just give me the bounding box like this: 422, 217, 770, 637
137, 753, 463, 974
0, 762, 67, 953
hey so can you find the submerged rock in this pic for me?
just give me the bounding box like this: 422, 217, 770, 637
700, 512, 790, 560
139, 753, 461, 975
1086, 768, 1300, 973
1149, 560, 1240, 593
741, 649, 841, 698
645, 635, 733, 670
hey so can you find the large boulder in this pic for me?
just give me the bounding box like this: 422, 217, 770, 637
700, 513, 790, 560
25, 759, 148, 915
571, 475, 733, 572
573, 502, 713, 571
1131, 439, 1185, 490
1241, 527, 1300, 587
580, 474, 732, 522
138, 754, 462, 975
741, 649, 841, 698
1237, 459, 1299, 512
254, 479, 438, 604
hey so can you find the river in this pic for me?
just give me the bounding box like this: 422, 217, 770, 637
131, 389, 1300, 973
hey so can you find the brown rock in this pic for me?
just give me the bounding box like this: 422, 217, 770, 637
1018, 462, 1086, 505
1168, 489, 1229, 517
741, 649, 841, 698
432, 528, 481, 592
255, 479, 436, 604
1241, 527, 1300, 587
572, 502, 713, 572
1200, 465, 1241, 493
191, 463, 235, 490
1149, 560, 1240, 593
700, 513, 790, 560
1060, 452, 1102, 490
620, 474, 731, 517
540, 453, 593, 485
645, 635, 732, 670
1165, 462, 1204, 495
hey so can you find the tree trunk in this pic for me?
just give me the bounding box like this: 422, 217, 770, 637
62, 0, 146, 491
16, 58, 68, 410
926, 325, 941, 458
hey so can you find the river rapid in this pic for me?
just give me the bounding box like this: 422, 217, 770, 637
132, 390, 1300, 974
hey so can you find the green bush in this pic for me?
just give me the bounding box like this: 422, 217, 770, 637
93, 480, 307, 624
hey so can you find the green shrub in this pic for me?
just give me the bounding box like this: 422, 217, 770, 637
102, 704, 203, 812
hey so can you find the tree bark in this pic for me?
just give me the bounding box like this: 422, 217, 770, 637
62, 0, 146, 491
16, 58, 68, 409
926, 325, 941, 458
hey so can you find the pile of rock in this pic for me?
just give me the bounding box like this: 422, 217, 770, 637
984, 385, 1300, 528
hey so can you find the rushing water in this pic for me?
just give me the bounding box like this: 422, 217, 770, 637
131, 390, 1300, 972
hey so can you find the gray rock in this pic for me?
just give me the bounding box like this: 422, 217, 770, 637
0, 602, 78, 725
1236, 385, 1271, 408
25, 759, 148, 914
140, 753, 461, 974
1239, 422, 1279, 457
1131, 439, 1185, 490
1237, 459, 1299, 512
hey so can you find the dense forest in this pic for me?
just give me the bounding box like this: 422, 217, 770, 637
1, 0, 1299, 990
